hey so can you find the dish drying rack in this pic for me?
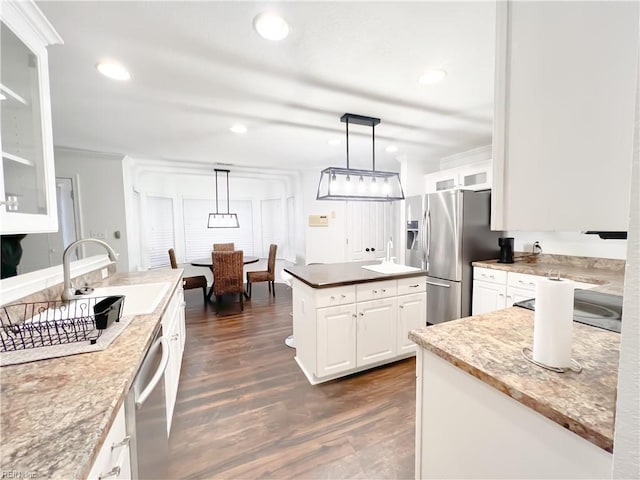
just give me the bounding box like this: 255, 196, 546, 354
1, 296, 124, 352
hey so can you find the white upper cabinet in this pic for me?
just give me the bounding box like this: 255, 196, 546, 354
491, 1, 638, 231
0, 1, 62, 234
424, 160, 492, 194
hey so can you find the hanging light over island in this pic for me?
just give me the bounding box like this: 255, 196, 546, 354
316, 113, 404, 201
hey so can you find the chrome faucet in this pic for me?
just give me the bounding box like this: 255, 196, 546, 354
385, 237, 394, 263
62, 238, 119, 301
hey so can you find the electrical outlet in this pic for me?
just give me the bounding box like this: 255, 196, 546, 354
101, 268, 108, 279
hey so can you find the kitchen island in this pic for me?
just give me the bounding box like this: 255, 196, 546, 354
0, 268, 183, 479
410, 287, 622, 478
285, 261, 427, 385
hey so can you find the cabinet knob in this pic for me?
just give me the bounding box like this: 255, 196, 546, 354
359, 312, 364, 316
382, 289, 386, 292
352, 314, 357, 318
341, 294, 346, 298
371, 248, 376, 252
330, 295, 335, 300
171, 334, 179, 341
365, 248, 370, 252
399, 305, 404, 309
373, 290, 378, 294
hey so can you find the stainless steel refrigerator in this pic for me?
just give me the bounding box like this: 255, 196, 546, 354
405, 190, 501, 324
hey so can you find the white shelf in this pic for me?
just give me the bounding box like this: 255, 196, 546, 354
0, 83, 29, 106
2, 151, 35, 167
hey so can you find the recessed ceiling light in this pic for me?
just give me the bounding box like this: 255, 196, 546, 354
253, 12, 289, 41
419, 68, 447, 85
96, 62, 131, 81
328, 139, 341, 146
230, 124, 247, 134
385, 145, 398, 153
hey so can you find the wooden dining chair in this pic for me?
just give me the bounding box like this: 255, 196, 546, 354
246, 244, 277, 299
168, 248, 208, 304
213, 243, 234, 251
212, 250, 244, 312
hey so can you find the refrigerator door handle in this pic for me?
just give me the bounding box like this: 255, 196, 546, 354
425, 207, 431, 270
426, 280, 451, 288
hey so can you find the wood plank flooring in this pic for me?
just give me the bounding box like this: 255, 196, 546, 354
168, 284, 416, 479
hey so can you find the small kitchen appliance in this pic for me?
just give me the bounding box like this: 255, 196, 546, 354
498, 237, 515, 264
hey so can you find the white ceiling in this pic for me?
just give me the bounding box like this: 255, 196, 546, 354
38, 1, 496, 172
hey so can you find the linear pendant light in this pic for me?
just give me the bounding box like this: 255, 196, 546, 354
316, 113, 405, 201
208, 169, 240, 228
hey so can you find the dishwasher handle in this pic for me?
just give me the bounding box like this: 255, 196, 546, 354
135, 337, 170, 408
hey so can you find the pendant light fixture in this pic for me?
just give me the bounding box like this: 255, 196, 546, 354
316, 113, 405, 201
208, 169, 239, 228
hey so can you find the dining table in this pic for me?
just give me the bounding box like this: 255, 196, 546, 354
190, 254, 260, 299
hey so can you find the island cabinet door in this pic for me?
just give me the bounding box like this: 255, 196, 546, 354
397, 293, 426, 354
317, 304, 357, 378
356, 298, 397, 367
471, 280, 507, 315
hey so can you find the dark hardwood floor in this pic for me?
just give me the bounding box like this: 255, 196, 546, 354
168, 284, 416, 479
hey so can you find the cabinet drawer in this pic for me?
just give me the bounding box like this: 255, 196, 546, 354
507, 272, 539, 291
356, 280, 397, 302
315, 285, 356, 308
473, 267, 507, 284
397, 276, 427, 296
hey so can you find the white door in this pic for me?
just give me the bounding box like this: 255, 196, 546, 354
317, 305, 357, 378
471, 280, 507, 315
357, 298, 397, 367
397, 293, 426, 354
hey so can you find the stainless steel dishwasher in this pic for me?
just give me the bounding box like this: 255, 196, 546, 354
125, 326, 170, 479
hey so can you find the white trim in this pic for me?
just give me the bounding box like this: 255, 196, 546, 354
491, 1, 509, 230
0, 255, 112, 305
1, 1, 63, 46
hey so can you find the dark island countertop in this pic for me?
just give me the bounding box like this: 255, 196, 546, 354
285, 261, 427, 288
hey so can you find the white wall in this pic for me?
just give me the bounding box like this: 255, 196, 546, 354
508, 232, 627, 260
612, 51, 639, 478
301, 168, 347, 264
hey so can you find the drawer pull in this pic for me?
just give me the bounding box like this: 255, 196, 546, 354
99, 466, 121, 479
341, 294, 346, 298
330, 296, 336, 300
409, 284, 420, 288
111, 435, 130, 451
399, 305, 404, 309
171, 333, 179, 341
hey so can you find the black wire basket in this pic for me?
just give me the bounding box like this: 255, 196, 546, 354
0, 296, 125, 352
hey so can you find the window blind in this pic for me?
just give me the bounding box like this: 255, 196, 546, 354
147, 196, 175, 268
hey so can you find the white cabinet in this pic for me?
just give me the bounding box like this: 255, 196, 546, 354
491, 1, 638, 231
161, 285, 186, 436
397, 293, 426, 354
356, 298, 397, 367
293, 276, 426, 384
0, 1, 63, 233
317, 304, 357, 377
87, 402, 131, 480
425, 161, 492, 194
472, 267, 598, 315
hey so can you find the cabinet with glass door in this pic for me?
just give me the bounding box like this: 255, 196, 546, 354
0, 1, 62, 234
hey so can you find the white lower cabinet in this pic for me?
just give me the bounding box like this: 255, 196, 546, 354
397, 293, 427, 354
294, 277, 427, 384
357, 298, 397, 367
87, 402, 131, 480
317, 304, 357, 377
162, 286, 186, 436
472, 267, 598, 315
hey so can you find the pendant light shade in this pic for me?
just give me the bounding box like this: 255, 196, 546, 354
317, 113, 404, 201
208, 169, 239, 228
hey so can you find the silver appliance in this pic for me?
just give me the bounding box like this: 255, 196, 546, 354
125, 327, 170, 479
405, 190, 502, 324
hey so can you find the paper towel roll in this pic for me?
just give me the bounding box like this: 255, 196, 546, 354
532, 277, 575, 368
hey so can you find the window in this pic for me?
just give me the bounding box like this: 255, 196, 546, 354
183, 198, 253, 261
261, 198, 283, 257
147, 196, 174, 268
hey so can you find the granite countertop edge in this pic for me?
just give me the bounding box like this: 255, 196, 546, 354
409, 327, 613, 452
0, 268, 183, 480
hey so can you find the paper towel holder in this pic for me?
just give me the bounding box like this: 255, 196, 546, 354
521, 347, 582, 374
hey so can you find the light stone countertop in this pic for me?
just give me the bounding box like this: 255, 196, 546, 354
0, 268, 183, 480
409, 308, 619, 452
411, 254, 624, 452
472, 253, 625, 295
